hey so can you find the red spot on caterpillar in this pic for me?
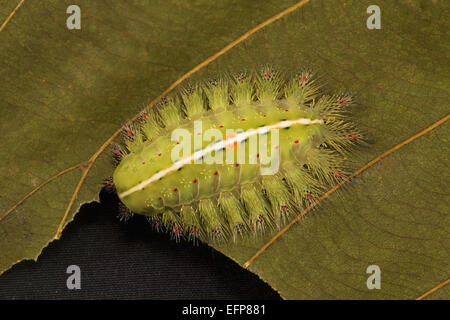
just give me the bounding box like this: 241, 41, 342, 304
339, 98, 349, 106
294, 140, 299, 144
235, 163, 240, 168
142, 114, 148, 120
256, 153, 260, 158
158, 197, 162, 201
103, 179, 113, 189
285, 109, 289, 112
142, 161, 145, 165
265, 72, 271, 80
125, 128, 134, 138
263, 114, 267, 117
172, 225, 180, 236
241, 118, 246, 121
158, 153, 162, 157
176, 142, 180, 145
192, 226, 199, 237
334, 170, 344, 178
113, 150, 122, 157
193, 179, 198, 184
349, 133, 360, 140
307, 193, 314, 202
173, 188, 178, 192
219, 125, 224, 128
213, 171, 218, 176
301, 74, 308, 83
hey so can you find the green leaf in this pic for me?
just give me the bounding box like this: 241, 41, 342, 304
1, 0, 448, 300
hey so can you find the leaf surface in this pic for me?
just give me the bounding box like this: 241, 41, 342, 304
1, 0, 449, 299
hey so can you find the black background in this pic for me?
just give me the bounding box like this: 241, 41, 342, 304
0, 189, 280, 300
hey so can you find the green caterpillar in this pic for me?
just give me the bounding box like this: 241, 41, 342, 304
111, 67, 361, 242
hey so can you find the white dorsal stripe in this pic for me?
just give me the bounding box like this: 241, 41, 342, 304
118, 118, 323, 199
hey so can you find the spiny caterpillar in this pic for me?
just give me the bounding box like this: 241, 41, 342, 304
110, 67, 362, 243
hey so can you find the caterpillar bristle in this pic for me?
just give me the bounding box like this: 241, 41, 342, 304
255, 66, 283, 102
111, 67, 364, 244
141, 109, 161, 142
218, 192, 247, 239
198, 198, 228, 242
204, 77, 229, 112
160, 210, 183, 242
181, 85, 205, 119
288, 70, 322, 105
231, 71, 253, 106
282, 163, 321, 205
305, 148, 341, 185
157, 97, 183, 129
240, 185, 273, 233
147, 215, 163, 232
179, 205, 200, 242
124, 130, 144, 154
111, 144, 125, 165
261, 175, 295, 227
117, 202, 133, 222
102, 177, 115, 193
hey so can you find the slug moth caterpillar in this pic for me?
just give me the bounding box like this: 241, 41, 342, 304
110, 67, 362, 243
